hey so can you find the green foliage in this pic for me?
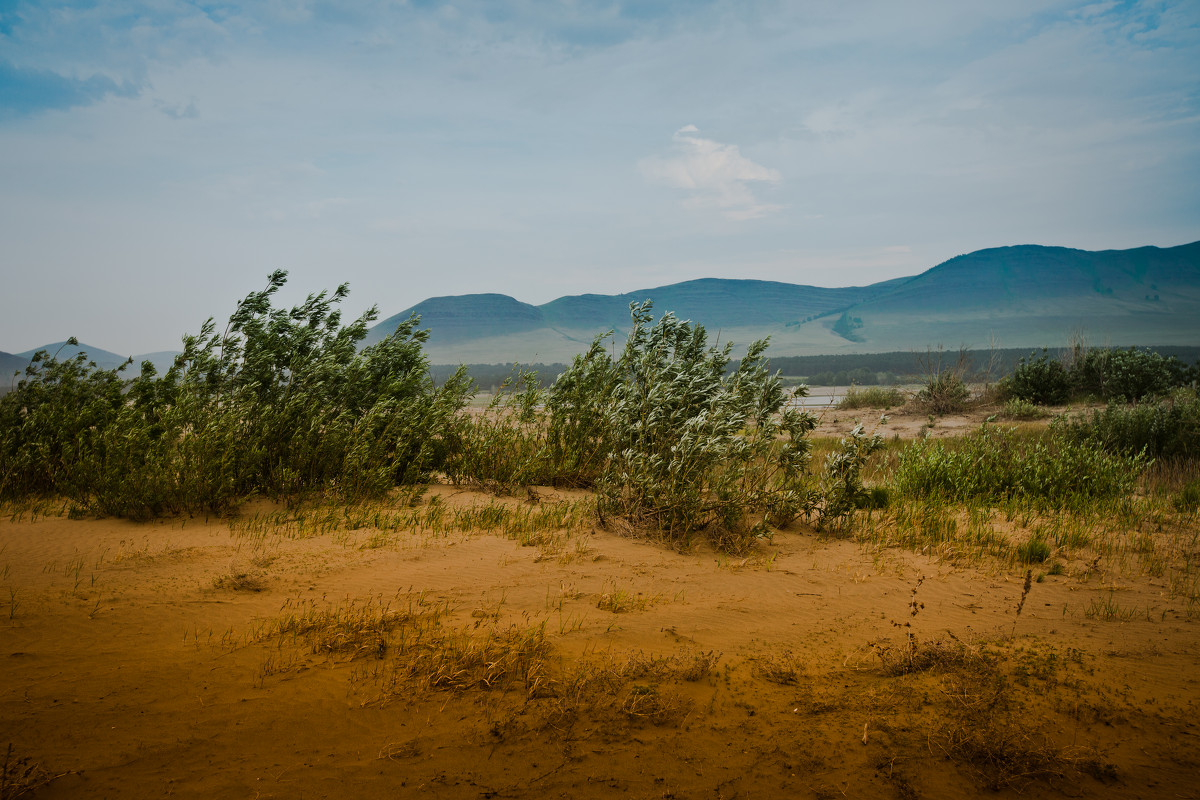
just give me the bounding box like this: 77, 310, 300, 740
893, 425, 1145, 508
1054, 389, 1200, 460
1003, 350, 1071, 405
0, 339, 130, 501
837, 386, 906, 410
0, 273, 469, 517
918, 371, 970, 415
1001, 398, 1050, 420
916, 348, 971, 415
818, 423, 884, 529
1016, 537, 1051, 565
554, 302, 819, 550
444, 369, 557, 491
1175, 480, 1200, 514
1069, 346, 1189, 401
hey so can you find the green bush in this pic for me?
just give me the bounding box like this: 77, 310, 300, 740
1003, 350, 1070, 405
0, 339, 129, 500
1069, 346, 1188, 401
837, 386, 907, 410
0, 272, 469, 517
917, 371, 970, 415
893, 425, 1145, 507
1054, 389, 1200, 460
1000, 398, 1050, 420
818, 424, 884, 529
443, 369, 557, 491
568, 302, 819, 550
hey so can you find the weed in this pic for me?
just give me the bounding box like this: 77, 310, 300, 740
595, 583, 664, 613
1084, 592, 1139, 621
1017, 537, 1051, 565
212, 570, 268, 593
1176, 479, 1200, 514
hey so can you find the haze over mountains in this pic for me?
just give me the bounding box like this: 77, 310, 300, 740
366, 242, 1200, 364
3, 242, 1199, 375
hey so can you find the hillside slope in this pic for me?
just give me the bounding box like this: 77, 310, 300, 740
366, 242, 1200, 363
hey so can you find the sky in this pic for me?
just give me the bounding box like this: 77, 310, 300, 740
1, 0, 1198, 356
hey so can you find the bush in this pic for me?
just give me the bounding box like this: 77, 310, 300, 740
0, 272, 470, 516
571, 303, 819, 550
838, 386, 907, 410
1175, 480, 1200, 514
1069, 346, 1187, 401
1003, 350, 1071, 405
1054, 389, 1200, 460
917, 371, 970, 415
893, 425, 1145, 507
915, 348, 971, 415
0, 339, 129, 500
443, 369, 558, 491
818, 424, 884, 529
1000, 398, 1050, 420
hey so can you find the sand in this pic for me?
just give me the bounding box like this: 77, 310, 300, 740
2, 431, 1198, 798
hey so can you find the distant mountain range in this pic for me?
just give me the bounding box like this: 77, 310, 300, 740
4, 242, 1199, 375
366, 242, 1200, 363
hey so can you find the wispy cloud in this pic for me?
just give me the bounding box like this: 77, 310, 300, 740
0, 60, 136, 118
640, 126, 782, 220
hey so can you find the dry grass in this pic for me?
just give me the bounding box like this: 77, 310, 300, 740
0, 744, 62, 800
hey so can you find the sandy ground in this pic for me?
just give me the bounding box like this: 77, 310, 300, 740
2, 423, 1198, 798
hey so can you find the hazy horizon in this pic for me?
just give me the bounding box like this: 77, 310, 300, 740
2, 1, 1198, 354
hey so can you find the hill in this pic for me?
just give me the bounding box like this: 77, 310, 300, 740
367, 242, 1200, 363
366, 276, 912, 362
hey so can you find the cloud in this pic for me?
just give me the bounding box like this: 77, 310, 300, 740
640, 126, 782, 220
0, 60, 137, 118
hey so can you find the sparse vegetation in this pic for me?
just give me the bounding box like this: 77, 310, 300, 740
915, 347, 972, 414
837, 385, 906, 410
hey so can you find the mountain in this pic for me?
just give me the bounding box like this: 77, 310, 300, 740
16, 341, 133, 371
366, 242, 1200, 363
0, 350, 27, 382
366, 276, 912, 362
4, 344, 181, 377
818, 242, 1200, 352
6, 242, 1198, 371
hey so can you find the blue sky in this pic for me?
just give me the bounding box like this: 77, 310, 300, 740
1, 0, 1197, 355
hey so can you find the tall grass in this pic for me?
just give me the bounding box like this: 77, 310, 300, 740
893, 424, 1144, 508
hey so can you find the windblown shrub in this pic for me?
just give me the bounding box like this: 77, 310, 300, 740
0, 272, 469, 516
443, 369, 557, 490
0, 339, 130, 500
893, 425, 1144, 507
569, 302, 818, 550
